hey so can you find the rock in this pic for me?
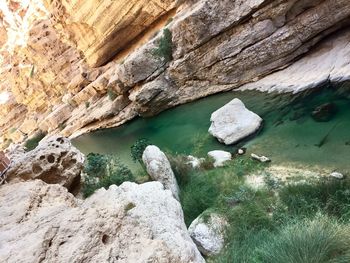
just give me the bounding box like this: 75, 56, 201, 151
6, 136, 84, 192
0, 180, 204, 263
208, 150, 232, 167
238, 148, 245, 155
186, 155, 205, 169
251, 153, 271, 163
188, 213, 228, 256
311, 103, 337, 122
142, 145, 180, 200
330, 171, 344, 179
209, 99, 263, 145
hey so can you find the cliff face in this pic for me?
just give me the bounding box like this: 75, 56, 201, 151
1, 0, 350, 147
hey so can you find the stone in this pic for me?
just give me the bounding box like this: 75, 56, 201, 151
208, 150, 232, 167
330, 171, 344, 179
142, 145, 180, 200
238, 148, 245, 155
6, 136, 84, 192
311, 103, 337, 122
209, 99, 263, 145
186, 155, 205, 169
251, 153, 271, 163
0, 180, 204, 263
188, 213, 228, 256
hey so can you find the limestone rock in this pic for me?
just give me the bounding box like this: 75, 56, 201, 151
330, 172, 344, 179
0, 180, 204, 263
6, 136, 84, 192
209, 99, 263, 145
208, 150, 232, 167
142, 145, 180, 200
188, 213, 228, 256
186, 155, 205, 169
251, 153, 271, 163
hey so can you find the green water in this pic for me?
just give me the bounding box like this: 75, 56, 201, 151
73, 86, 350, 173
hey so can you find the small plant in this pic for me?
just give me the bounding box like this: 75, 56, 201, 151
130, 138, 151, 169
151, 28, 173, 62
85, 101, 90, 109
58, 122, 66, 131
107, 87, 117, 101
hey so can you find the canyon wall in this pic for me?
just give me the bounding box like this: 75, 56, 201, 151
1, 0, 350, 147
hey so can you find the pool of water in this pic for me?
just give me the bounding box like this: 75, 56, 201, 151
73, 86, 350, 173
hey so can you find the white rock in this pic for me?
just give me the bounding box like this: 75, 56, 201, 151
330, 172, 344, 179
186, 155, 205, 169
208, 150, 232, 167
238, 148, 245, 155
0, 180, 204, 263
188, 213, 228, 256
6, 135, 84, 192
142, 145, 180, 200
251, 153, 271, 163
209, 98, 263, 145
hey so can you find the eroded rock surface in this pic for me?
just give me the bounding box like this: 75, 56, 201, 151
6, 135, 84, 192
0, 180, 204, 263
142, 145, 180, 200
209, 99, 263, 145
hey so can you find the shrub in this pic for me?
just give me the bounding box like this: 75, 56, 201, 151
24, 130, 47, 151
85, 101, 90, 108
82, 153, 135, 198
130, 138, 150, 168
152, 28, 173, 62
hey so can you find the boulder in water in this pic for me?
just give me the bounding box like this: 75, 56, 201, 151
209, 99, 263, 145
311, 102, 337, 122
208, 150, 232, 167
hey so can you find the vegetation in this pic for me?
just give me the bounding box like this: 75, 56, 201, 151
85, 101, 90, 109
82, 153, 136, 198
107, 87, 117, 101
130, 138, 151, 169
152, 28, 173, 62
24, 130, 47, 151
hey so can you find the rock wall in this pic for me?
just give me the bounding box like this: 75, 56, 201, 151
1, 0, 350, 146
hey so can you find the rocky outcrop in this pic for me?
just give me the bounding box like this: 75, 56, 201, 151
142, 145, 180, 200
0, 180, 204, 263
2, 0, 350, 146
209, 99, 263, 145
43, 0, 177, 67
188, 213, 228, 256
6, 136, 84, 192
208, 150, 232, 168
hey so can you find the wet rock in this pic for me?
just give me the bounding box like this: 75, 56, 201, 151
251, 153, 271, 163
142, 145, 180, 200
186, 155, 205, 169
6, 136, 84, 192
311, 103, 337, 122
209, 99, 263, 145
208, 150, 232, 167
188, 213, 228, 256
0, 180, 204, 263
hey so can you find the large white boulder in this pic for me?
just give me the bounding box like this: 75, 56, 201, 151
6, 135, 84, 192
142, 145, 180, 200
209, 98, 263, 145
208, 150, 232, 167
0, 180, 204, 263
188, 213, 228, 256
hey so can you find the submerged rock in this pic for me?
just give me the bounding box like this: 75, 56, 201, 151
6, 136, 84, 192
208, 150, 232, 167
142, 145, 180, 200
311, 103, 337, 122
0, 180, 204, 263
186, 155, 205, 169
188, 213, 228, 256
209, 99, 263, 145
